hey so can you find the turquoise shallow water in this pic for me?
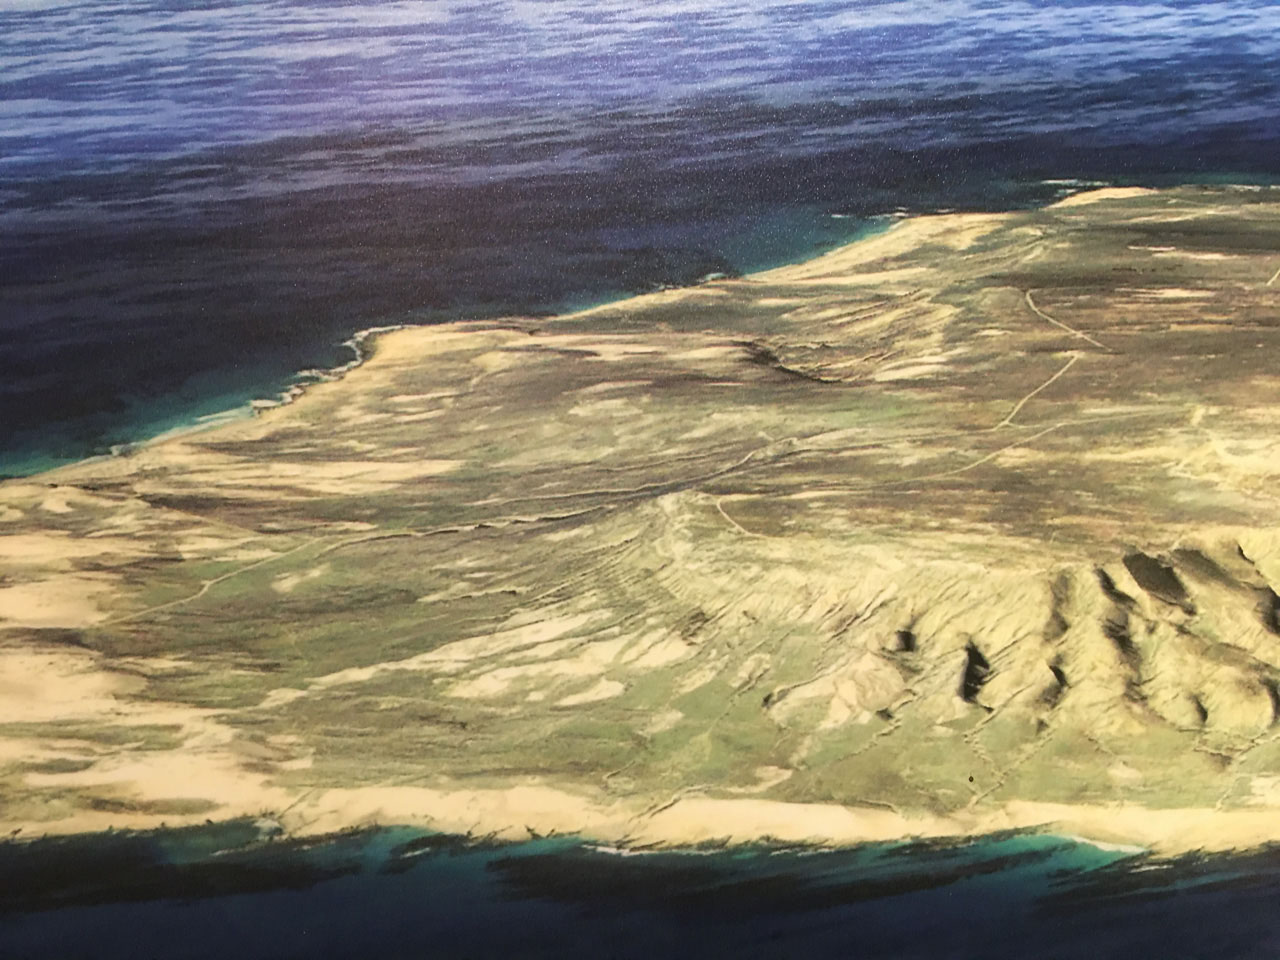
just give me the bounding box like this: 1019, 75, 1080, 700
2, 822, 1279, 959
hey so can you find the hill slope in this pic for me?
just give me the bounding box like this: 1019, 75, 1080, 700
4, 185, 1280, 852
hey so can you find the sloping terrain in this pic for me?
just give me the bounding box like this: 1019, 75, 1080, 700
3, 185, 1280, 851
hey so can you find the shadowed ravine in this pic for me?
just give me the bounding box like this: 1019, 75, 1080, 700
3, 186, 1280, 854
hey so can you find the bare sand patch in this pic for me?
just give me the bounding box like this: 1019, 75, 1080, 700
0, 648, 138, 723
1051, 187, 1156, 208
0, 532, 141, 567
0, 577, 114, 629
555, 678, 624, 706
272, 564, 332, 594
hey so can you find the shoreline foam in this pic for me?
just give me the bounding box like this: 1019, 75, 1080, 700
9, 200, 1009, 483
5, 775, 1274, 861
81, 325, 414, 476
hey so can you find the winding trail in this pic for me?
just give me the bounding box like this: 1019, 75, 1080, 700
894, 423, 1062, 485
103, 538, 319, 625
1025, 290, 1110, 351
994, 353, 1080, 429
715, 497, 765, 538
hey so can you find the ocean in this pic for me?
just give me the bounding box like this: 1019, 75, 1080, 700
3, 822, 1280, 959
4, 1, 1280, 953
3, 0, 1279, 474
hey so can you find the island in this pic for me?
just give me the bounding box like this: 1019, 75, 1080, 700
3, 185, 1280, 856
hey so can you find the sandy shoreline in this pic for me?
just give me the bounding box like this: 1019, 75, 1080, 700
21, 205, 919, 483
275, 786, 1280, 858
7, 184, 1280, 863
27, 184, 1150, 482
5, 775, 1274, 859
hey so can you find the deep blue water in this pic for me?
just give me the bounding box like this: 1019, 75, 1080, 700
2, 0, 1279, 473
3, 824, 1280, 959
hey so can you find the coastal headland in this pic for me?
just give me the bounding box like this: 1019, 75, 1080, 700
3, 186, 1280, 855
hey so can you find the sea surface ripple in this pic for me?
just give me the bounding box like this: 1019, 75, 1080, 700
2, 0, 1278, 470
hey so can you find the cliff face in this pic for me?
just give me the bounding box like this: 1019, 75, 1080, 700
3, 186, 1280, 849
